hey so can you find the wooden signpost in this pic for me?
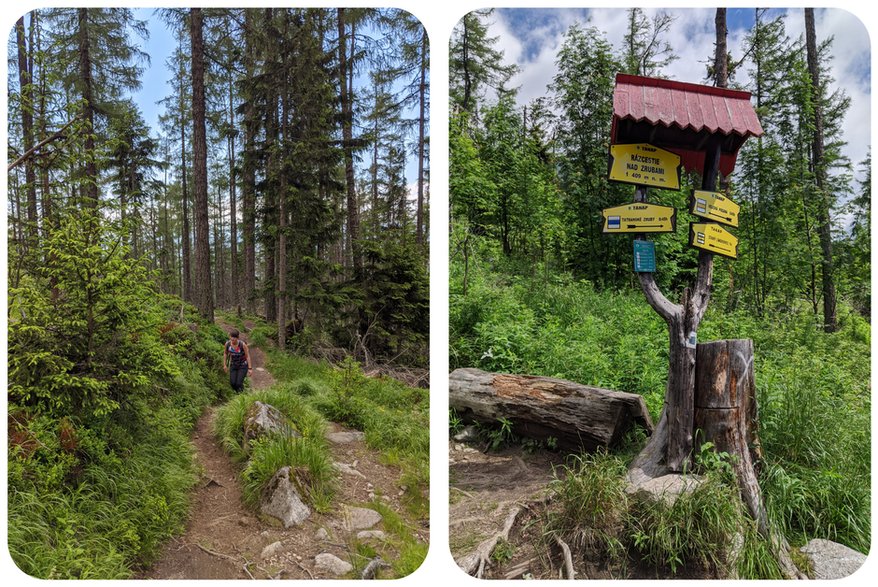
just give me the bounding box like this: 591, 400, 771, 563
601, 202, 676, 233
689, 190, 740, 227
689, 222, 738, 259
608, 143, 682, 190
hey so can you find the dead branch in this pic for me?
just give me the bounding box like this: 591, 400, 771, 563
7, 116, 79, 171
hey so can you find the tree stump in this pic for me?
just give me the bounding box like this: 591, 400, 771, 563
694, 339, 802, 579
449, 368, 653, 452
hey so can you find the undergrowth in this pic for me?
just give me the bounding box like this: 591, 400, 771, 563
213, 387, 336, 512
451, 257, 870, 556
8, 295, 227, 578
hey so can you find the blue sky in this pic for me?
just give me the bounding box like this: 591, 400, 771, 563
488, 7, 871, 186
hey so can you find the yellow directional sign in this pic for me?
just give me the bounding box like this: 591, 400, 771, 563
608, 143, 682, 190
602, 202, 676, 233
689, 222, 738, 259
690, 190, 740, 227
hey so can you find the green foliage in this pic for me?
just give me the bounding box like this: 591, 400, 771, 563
477, 417, 517, 451
547, 451, 628, 559
491, 538, 515, 563
8, 293, 225, 578
255, 350, 429, 519
9, 211, 179, 420
241, 435, 336, 513
627, 474, 742, 574
213, 386, 334, 511
452, 254, 870, 556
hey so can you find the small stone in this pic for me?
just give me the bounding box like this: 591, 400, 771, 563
315, 528, 329, 541
368, 492, 375, 500
315, 553, 353, 576
800, 539, 867, 579
357, 530, 386, 541
343, 506, 383, 531
398, 489, 405, 497
352, 459, 359, 468
260, 541, 284, 560
334, 462, 366, 479
326, 430, 365, 444
453, 425, 479, 442
255, 367, 266, 372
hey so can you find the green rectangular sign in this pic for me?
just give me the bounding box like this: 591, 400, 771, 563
633, 240, 656, 273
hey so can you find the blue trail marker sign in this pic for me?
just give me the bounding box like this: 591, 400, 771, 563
633, 240, 656, 273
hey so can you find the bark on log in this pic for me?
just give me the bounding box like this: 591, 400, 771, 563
449, 368, 653, 452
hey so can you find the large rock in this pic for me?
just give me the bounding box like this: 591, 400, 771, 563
800, 539, 867, 579
315, 553, 353, 576
260, 467, 311, 528
343, 506, 382, 531
626, 473, 703, 506
244, 401, 300, 444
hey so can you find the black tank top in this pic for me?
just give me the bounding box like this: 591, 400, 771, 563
226, 341, 247, 368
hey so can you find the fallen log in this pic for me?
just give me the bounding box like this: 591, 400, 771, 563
449, 368, 653, 452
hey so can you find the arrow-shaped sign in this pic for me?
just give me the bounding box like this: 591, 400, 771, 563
689, 190, 740, 227
602, 202, 676, 233
689, 222, 739, 259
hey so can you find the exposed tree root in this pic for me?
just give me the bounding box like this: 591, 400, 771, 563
554, 536, 577, 580
457, 505, 523, 578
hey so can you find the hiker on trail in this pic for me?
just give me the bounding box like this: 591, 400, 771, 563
223, 329, 253, 393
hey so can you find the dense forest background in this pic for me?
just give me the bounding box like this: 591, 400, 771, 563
7, 7, 430, 370
449, 7, 870, 568
7, 7, 429, 578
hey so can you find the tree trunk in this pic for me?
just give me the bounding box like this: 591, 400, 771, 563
277, 17, 288, 350
180, 43, 192, 303
77, 8, 98, 208
449, 368, 654, 452
416, 29, 427, 246
694, 340, 800, 580
16, 16, 38, 247
228, 77, 239, 314
190, 7, 213, 321
805, 8, 837, 333
242, 10, 257, 314
338, 8, 360, 273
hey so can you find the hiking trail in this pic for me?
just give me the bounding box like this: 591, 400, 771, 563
142, 320, 421, 579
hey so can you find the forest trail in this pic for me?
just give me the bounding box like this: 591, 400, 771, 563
142, 321, 416, 579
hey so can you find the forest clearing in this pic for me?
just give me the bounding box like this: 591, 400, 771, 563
7, 7, 429, 579
450, 7, 869, 580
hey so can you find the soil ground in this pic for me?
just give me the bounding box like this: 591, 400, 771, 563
449, 439, 565, 579
141, 323, 416, 579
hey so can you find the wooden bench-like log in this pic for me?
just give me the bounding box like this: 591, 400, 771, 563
449, 368, 653, 452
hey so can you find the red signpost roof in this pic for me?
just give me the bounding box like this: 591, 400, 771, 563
611, 73, 763, 176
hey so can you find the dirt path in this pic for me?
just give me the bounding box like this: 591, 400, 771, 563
449, 439, 564, 579
142, 321, 418, 579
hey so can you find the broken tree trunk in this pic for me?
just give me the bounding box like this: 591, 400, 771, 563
449, 368, 653, 452
694, 339, 802, 579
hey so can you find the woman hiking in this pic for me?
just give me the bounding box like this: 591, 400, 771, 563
223, 329, 253, 393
